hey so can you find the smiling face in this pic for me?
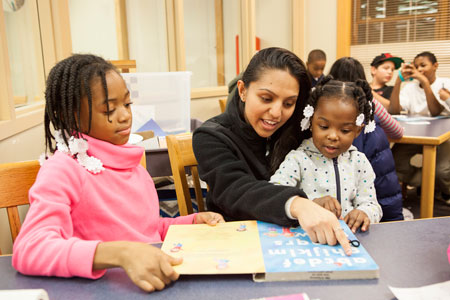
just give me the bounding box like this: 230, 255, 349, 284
311, 96, 363, 159
371, 60, 395, 84
414, 56, 438, 83
307, 60, 326, 80
79, 70, 132, 145
237, 68, 300, 138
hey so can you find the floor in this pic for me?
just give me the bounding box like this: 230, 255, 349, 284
403, 186, 450, 219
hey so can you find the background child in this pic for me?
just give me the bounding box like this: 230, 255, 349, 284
12, 54, 224, 293
306, 49, 327, 87
370, 53, 404, 108
270, 77, 382, 233
389, 51, 450, 203
330, 57, 404, 139
390, 51, 450, 116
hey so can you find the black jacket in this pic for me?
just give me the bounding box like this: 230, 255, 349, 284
192, 92, 306, 226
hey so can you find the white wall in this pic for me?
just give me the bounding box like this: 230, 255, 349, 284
303, 0, 337, 74
255, 0, 292, 51
69, 0, 118, 59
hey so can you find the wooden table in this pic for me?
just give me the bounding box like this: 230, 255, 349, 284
390, 117, 450, 218
1, 218, 449, 300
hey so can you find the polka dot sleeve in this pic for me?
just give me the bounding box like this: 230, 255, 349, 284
269, 149, 304, 188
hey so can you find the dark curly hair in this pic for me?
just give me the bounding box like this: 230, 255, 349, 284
415, 51, 437, 64
304, 75, 375, 128
44, 54, 117, 154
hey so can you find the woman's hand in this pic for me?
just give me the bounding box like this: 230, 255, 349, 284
195, 211, 225, 225
344, 209, 370, 233
290, 197, 352, 256
313, 196, 342, 219
93, 241, 182, 293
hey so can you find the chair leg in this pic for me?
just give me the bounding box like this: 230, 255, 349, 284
401, 182, 408, 201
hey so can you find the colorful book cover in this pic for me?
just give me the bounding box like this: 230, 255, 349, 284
255, 220, 379, 281
161, 220, 379, 281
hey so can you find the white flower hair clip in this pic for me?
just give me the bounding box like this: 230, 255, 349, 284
300, 104, 314, 131
364, 120, 376, 134
355, 113, 365, 126
355, 113, 376, 133
39, 130, 105, 174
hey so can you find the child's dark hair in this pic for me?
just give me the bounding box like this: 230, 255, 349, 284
329, 57, 367, 82
306, 75, 375, 128
307, 49, 326, 63
414, 51, 437, 64
44, 54, 117, 154
239, 47, 311, 173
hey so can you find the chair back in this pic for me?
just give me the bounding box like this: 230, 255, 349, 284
219, 98, 227, 113
167, 133, 205, 216
109, 59, 137, 73
0, 160, 40, 249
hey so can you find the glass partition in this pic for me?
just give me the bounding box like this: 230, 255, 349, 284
184, 0, 241, 88
4, 0, 45, 108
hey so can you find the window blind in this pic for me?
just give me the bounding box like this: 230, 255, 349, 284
350, 0, 450, 81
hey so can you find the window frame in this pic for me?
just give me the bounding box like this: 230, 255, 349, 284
0, 0, 72, 141
1, 0, 306, 140
116, 0, 304, 99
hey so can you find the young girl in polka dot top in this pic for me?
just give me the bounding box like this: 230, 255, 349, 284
270, 76, 382, 233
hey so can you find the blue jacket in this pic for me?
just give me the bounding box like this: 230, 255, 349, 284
353, 116, 404, 221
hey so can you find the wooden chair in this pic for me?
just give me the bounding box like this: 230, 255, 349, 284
0, 160, 40, 254
167, 133, 206, 216
109, 59, 137, 73
218, 98, 227, 113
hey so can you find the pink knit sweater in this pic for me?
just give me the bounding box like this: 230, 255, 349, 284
12, 135, 195, 279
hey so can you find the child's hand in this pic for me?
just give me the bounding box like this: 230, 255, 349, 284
439, 88, 450, 100
312, 196, 342, 218
402, 63, 428, 84
344, 209, 370, 233
119, 242, 182, 292
195, 211, 225, 225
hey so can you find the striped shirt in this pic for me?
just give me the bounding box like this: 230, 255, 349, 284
373, 98, 404, 139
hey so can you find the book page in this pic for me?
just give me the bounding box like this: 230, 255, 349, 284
389, 280, 450, 300
161, 221, 265, 274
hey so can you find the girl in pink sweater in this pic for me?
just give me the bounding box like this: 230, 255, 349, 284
12, 54, 224, 293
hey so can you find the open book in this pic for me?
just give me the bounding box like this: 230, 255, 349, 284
161, 220, 379, 281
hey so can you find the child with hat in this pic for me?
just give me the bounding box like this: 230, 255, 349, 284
370, 53, 404, 109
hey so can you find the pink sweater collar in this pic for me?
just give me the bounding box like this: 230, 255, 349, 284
84, 135, 145, 170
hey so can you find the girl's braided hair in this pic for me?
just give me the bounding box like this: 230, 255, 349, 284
44, 54, 117, 154
305, 75, 375, 127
